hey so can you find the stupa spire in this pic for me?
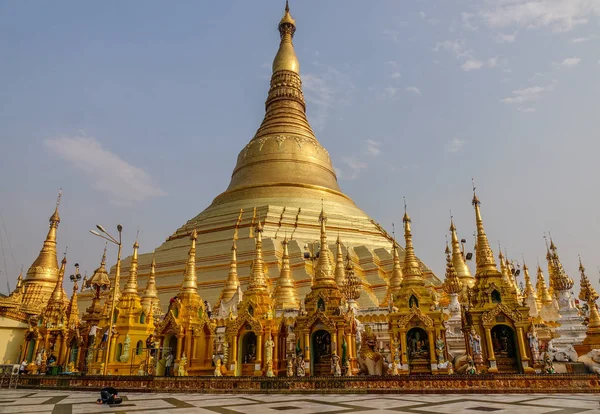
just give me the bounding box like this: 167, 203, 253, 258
180, 229, 199, 293
443, 241, 462, 295
313, 206, 336, 288
387, 230, 403, 299
248, 220, 268, 292
522, 261, 539, 304
23, 190, 63, 306
449, 216, 473, 286
274, 236, 300, 309
122, 236, 140, 296
219, 239, 241, 303
578, 257, 600, 333
141, 251, 160, 316
536, 264, 553, 306
49, 254, 67, 305
334, 235, 345, 287
471, 185, 499, 276
401, 201, 422, 284
546, 237, 573, 292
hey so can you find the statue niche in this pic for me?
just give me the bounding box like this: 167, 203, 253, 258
240, 331, 257, 376
311, 330, 331, 376
357, 326, 383, 375
407, 327, 430, 374
491, 325, 520, 373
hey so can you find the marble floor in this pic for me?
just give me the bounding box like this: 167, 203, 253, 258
0, 390, 598, 414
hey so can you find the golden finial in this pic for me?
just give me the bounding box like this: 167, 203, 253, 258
387, 236, 403, 296
219, 238, 240, 304
402, 197, 410, 223
448, 214, 472, 284
471, 178, 480, 206
273, 0, 298, 74
121, 231, 141, 298
50, 188, 62, 224
334, 234, 345, 287
180, 228, 199, 292
248, 216, 268, 292
443, 239, 462, 295
470, 182, 498, 276
273, 234, 300, 309
401, 202, 422, 283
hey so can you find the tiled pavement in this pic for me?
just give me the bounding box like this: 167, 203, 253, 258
0, 390, 599, 414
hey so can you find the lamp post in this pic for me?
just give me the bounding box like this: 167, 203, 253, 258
303, 240, 320, 284
89, 224, 122, 376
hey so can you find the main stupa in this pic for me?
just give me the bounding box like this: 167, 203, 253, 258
100, 2, 439, 310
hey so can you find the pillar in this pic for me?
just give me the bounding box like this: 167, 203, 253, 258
207, 333, 215, 366
184, 330, 192, 360
485, 327, 498, 373
273, 331, 279, 373
400, 328, 408, 365
108, 335, 118, 363
176, 334, 184, 361
337, 327, 344, 358
428, 329, 437, 370
345, 332, 352, 361
231, 334, 238, 375
256, 333, 263, 365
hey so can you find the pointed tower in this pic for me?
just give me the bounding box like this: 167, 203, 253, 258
449, 218, 474, 288
522, 262, 540, 318
83, 246, 111, 324
334, 235, 346, 288
273, 236, 300, 310
66, 271, 80, 329
576, 257, 600, 356
21, 191, 62, 310
42, 254, 68, 327
464, 188, 534, 374
443, 242, 462, 299
118, 238, 142, 313
218, 240, 241, 306
141, 252, 161, 319
179, 229, 200, 297
383, 239, 403, 307
536, 264, 558, 323
399, 207, 424, 287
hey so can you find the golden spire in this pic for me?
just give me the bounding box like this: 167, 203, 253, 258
498, 249, 512, 286
471, 185, 499, 276
443, 241, 462, 295
449, 216, 473, 286
180, 229, 199, 292
401, 202, 423, 284
141, 251, 160, 314
273, 236, 300, 309
388, 235, 403, 295
313, 206, 337, 288
522, 261, 539, 306
536, 263, 553, 305
546, 237, 573, 292
334, 235, 346, 287
578, 257, 600, 332
23, 190, 62, 304
66, 279, 80, 327
49, 254, 67, 305
219, 239, 240, 303
273, 0, 299, 74
122, 236, 140, 297
248, 220, 268, 292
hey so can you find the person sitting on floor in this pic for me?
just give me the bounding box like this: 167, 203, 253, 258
96, 387, 122, 405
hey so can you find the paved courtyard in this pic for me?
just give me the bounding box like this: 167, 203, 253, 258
0, 390, 599, 414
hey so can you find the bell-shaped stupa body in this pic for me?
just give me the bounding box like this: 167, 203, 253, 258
90, 3, 439, 312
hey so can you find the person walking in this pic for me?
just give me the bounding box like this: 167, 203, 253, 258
165, 352, 173, 377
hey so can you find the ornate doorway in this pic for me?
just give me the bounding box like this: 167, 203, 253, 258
406, 327, 430, 374
311, 330, 331, 376
239, 332, 257, 376
491, 325, 520, 373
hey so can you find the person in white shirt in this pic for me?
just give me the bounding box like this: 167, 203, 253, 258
165, 352, 173, 377
19, 359, 27, 374
88, 325, 99, 347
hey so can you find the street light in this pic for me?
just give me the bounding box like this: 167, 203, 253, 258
89, 224, 122, 375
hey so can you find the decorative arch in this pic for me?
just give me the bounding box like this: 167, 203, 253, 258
482, 303, 523, 326
304, 310, 337, 333
397, 307, 434, 329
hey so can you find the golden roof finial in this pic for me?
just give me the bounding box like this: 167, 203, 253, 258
471, 182, 499, 277
313, 204, 336, 288
141, 250, 160, 317
274, 235, 300, 309
121, 236, 140, 297
449, 214, 473, 285
401, 201, 422, 284
273, 0, 298, 74
443, 239, 462, 295
49, 251, 67, 304
334, 234, 345, 287
578, 256, 600, 332
180, 229, 199, 292
389, 235, 403, 291
220, 238, 240, 303
248, 218, 268, 292
545, 237, 573, 292
536, 263, 553, 305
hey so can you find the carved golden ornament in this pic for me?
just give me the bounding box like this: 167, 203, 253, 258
481, 303, 523, 325
396, 307, 434, 328
302, 309, 337, 332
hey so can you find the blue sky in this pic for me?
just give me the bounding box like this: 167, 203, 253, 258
0, 0, 599, 295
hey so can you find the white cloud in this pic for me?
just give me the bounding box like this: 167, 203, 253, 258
45, 135, 165, 206
482, 0, 600, 32
447, 138, 466, 153
434, 39, 470, 59
338, 156, 367, 180
391, 72, 402, 79
302, 73, 334, 130
365, 140, 381, 156
496, 32, 517, 43
571, 35, 596, 43
384, 86, 398, 98
554, 57, 581, 67
406, 86, 421, 95
462, 12, 478, 30
501, 83, 556, 105
461, 57, 498, 71
518, 107, 537, 113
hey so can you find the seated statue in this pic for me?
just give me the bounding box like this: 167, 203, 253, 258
357, 326, 383, 376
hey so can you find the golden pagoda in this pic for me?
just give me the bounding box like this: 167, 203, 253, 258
294, 207, 357, 376
140, 252, 162, 319
449, 218, 474, 290
575, 257, 600, 356
388, 206, 446, 374
84, 1, 440, 314
273, 236, 300, 310
463, 190, 534, 374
